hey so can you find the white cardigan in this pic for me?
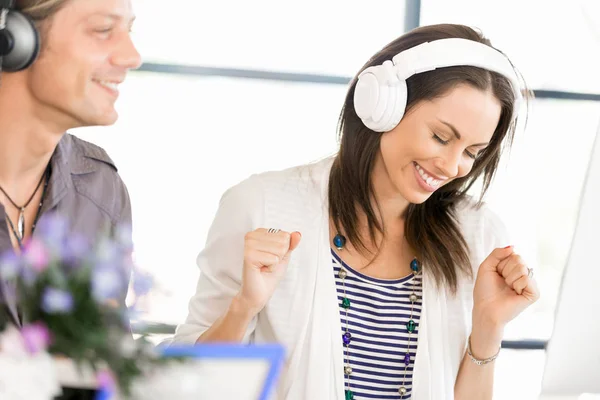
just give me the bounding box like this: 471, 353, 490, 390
172, 157, 510, 399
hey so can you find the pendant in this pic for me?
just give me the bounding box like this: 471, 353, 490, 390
342, 297, 351, 309
333, 234, 346, 250
17, 207, 25, 240
410, 258, 420, 273
342, 331, 352, 345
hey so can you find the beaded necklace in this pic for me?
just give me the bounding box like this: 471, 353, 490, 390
333, 233, 421, 400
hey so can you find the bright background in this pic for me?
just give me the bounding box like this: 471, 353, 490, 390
73, 1, 600, 398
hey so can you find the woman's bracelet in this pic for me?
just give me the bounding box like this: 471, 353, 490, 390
467, 335, 501, 366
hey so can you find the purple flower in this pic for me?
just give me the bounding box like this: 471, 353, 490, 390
95, 237, 120, 265
20, 265, 37, 286
41, 288, 74, 314
114, 223, 134, 252
92, 266, 125, 303
20, 322, 51, 354
36, 212, 69, 243
62, 234, 90, 266
132, 269, 153, 297
22, 238, 50, 272
96, 369, 116, 397
0, 250, 21, 279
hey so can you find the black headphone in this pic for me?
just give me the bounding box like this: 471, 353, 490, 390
0, 0, 40, 72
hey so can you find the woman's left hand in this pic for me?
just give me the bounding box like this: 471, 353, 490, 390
472, 246, 540, 331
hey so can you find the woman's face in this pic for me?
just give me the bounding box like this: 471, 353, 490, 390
373, 84, 502, 204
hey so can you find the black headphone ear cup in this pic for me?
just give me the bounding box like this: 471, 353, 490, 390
1, 9, 40, 72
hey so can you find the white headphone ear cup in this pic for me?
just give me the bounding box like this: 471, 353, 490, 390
370, 80, 389, 125
354, 60, 403, 132
354, 69, 382, 130
373, 78, 397, 132
366, 77, 408, 132
385, 80, 408, 131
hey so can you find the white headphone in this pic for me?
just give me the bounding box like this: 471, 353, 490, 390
353, 38, 522, 132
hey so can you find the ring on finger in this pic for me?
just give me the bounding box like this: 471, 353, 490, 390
527, 267, 534, 278
267, 228, 281, 234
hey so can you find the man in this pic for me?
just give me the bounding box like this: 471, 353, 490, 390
0, 0, 141, 323
0, 0, 141, 397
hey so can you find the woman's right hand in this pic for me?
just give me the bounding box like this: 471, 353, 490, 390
238, 228, 302, 316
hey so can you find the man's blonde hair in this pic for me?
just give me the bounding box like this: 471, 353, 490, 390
15, 0, 69, 22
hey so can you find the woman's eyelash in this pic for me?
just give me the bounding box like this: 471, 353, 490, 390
433, 133, 478, 160
432, 133, 449, 145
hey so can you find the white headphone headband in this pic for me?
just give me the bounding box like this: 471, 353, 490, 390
354, 38, 522, 132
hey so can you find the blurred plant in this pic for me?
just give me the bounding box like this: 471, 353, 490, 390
0, 212, 165, 397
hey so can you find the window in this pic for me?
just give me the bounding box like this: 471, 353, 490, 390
74, 73, 346, 325
421, 0, 600, 93
495, 349, 546, 398
131, 0, 407, 76
480, 99, 599, 341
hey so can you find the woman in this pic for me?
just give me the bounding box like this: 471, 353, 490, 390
174, 24, 540, 399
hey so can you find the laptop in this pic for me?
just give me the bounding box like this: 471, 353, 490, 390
144, 343, 286, 400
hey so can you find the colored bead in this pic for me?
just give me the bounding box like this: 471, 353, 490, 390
410, 258, 419, 272
407, 320, 416, 333
345, 390, 354, 400
338, 269, 347, 279
344, 365, 353, 375
404, 352, 411, 366
342, 332, 352, 345
409, 293, 418, 302
342, 297, 351, 309
399, 386, 407, 395
333, 234, 347, 250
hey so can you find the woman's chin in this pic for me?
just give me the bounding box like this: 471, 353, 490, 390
395, 186, 434, 206
408, 193, 434, 205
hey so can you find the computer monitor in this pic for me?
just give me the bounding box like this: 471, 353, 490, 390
540, 122, 600, 397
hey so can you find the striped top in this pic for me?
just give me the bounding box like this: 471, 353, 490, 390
332, 249, 423, 399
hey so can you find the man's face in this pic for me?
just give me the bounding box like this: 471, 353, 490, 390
26, 0, 141, 128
